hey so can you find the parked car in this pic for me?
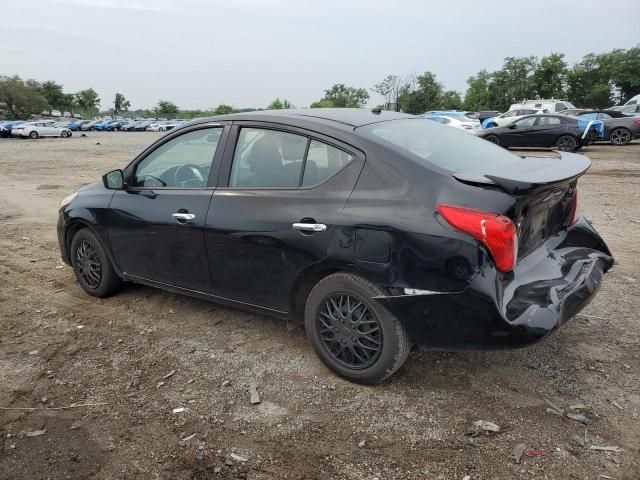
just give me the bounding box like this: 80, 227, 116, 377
423, 115, 480, 134
147, 121, 169, 132
57, 108, 613, 383
82, 120, 101, 131
106, 120, 129, 131
69, 120, 91, 131
477, 111, 502, 124
12, 121, 72, 139
162, 119, 187, 131
482, 108, 547, 128
424, 110, 479, 120
477, 114, 603, 151
134, 120, 156, 131
94, 120, 117, 131
561, 109, 630, 119
562, 109, 640, 145
0, 120, 27, 138
509, 99, 575, 113
613, 94, 640, 115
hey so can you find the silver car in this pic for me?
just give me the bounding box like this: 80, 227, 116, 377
11, 121, 72, 139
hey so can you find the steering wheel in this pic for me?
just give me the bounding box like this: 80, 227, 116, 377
174, 164, 205, 187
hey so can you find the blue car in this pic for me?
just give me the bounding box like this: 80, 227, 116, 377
68, 120, 90, 131
425, 110, 478, 120
94, 120, 116, 131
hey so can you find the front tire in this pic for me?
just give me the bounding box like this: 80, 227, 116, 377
610, 127, 632, 145
29, 131, 38, 139
70, 229, 122, 298
304, 273, 411, 384
61, 130, 69, 138
556, 135, 577, 152
484, 134, 500, 145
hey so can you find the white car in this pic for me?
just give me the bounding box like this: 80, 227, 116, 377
147, 121, 168, 132
11, 121, 72, 139
483, 108, 547, 128
423, 115, 481, 133
509, 99, 575, 113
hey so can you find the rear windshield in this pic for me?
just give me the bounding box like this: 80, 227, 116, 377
357, 119, 520, 174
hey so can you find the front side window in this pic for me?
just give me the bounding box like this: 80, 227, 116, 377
134, 127, 222, 188
302, 141, 353, 187
555, 103, 567, 112
230, 128, 307, 188
596, 113, 612, 120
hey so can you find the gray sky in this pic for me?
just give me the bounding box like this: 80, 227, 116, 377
2, 0, 639, 110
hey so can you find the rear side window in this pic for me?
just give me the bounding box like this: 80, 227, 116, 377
538, 116, 561, 125
358, 119, 521, 175
514, 117, 537, 127
303, 141, 353, 187
229, 128, 353, 188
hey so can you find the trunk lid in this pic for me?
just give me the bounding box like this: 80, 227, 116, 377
453, 152, 589, 259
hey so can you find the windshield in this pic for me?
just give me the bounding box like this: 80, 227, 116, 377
357, 119, 521, 174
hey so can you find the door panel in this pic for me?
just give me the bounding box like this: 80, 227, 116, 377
108, 125, 227, 291
109, 190, 214, 290
205, 124, 363, 312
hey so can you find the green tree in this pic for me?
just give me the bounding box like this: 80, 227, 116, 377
154, 100, 179, 117
397, 72, 444, 114
488, 56, 537, 111
314, 83, 369, 108
603, 46, 640, 104
213, 104, 236, 115
463, 70, 493, 110
567, 53, 612, 108
0, 75, 49, 119
37, 80, 72, 112
267, 98, 293, 109
309, 99, 336, 108
75, 88, 101, 117
113, 93, 131, 115
532, 53, 568, 99
439, 90, 463, 110
372, 75, 402, 110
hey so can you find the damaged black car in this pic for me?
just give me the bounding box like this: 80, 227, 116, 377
57, 109, 613, 383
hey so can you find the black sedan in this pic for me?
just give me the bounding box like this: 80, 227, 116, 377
57, 109, 613, 383
477, 114, 601, 151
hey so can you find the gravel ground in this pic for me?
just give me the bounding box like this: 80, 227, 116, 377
0, 132, 639, 480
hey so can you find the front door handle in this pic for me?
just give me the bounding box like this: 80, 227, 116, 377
292, 222, 327, 232
172, 212, 196, 222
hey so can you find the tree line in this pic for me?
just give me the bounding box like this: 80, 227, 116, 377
1, 45, 637, 119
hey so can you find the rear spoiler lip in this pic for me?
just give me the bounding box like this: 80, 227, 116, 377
453, 151, 591, 195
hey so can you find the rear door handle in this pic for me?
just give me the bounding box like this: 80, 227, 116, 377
172, 212, 196, 222
292, 222, 327, 232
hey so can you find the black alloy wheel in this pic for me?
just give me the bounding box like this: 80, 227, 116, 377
305, 273, 411, 384
317, 293, 382, 369
610, 128, 631, 145
485, 135, 500, 145
556, 135, 577, 152
75, 240, 102, 289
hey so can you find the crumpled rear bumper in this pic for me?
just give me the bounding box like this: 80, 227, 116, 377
375, 218, 613, 350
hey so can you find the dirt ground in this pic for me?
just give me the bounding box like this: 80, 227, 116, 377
0, 132, 639, 480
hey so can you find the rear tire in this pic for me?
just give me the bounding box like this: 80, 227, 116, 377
609, 127, 632, 145
29, 131, 38, 139
556, 135, 577, 152
61, 130, 69, 138
485, 135, 500, 145
70, 228, 122, 298
304, 273, 411, 384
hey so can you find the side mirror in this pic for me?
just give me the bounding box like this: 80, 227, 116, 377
103, 169, 125, 190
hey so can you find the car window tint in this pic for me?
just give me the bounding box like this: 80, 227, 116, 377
302, 141, 353, 187
134, 127, 222, 188
230, 128, 307, 188
514, 116, 537, 127
359, 119, 521, 175
538, 116, 561, 126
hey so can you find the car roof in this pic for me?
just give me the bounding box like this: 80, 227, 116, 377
189, 108, 413, 129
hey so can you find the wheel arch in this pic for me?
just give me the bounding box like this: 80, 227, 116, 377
64, 219, 124, 278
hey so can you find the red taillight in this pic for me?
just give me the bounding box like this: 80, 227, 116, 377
633, 119, 640, 126
570, 189, 579, 225
437, 204, 517, 272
